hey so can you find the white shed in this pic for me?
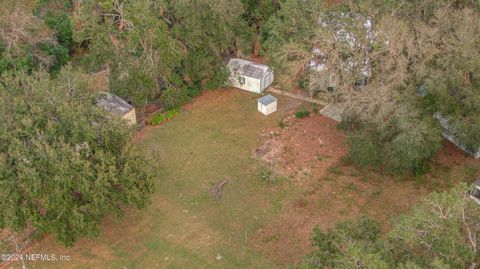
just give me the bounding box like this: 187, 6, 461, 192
257, 94, 277, 115
227, 58, 274, 94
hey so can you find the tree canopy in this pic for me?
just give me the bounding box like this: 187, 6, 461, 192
2, 0, 480, 249
266, 0, 480, 174
299, 184, 480, 269
0, 67, 154, 246
73, 0, 254, 106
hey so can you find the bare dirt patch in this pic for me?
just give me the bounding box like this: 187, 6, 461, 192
435, 139, 478, 167
254, 113, 347, 180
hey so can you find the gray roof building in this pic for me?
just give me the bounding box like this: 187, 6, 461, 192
97, 92, 134, 116
257, 94, 277, 106
96, 92, 137, 125
228, 58, 270, 79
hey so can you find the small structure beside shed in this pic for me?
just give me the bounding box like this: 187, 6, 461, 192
470, 178, 480, 204
96, 92, 137, 125
227, 58, 274, 94
257, 94, 277, 116
320, 103, 345, 122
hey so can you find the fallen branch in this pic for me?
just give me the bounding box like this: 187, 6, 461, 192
209, 179, 229, 200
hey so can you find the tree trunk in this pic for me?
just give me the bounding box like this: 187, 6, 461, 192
253, 34, 260, 58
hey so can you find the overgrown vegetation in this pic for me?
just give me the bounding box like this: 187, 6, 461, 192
0, 1, 73, 75
0, 67, 154, 246
295, 108, 311, 119
298, 184, 480, 269
73, 0, 255, 107
267, 0, 480, 174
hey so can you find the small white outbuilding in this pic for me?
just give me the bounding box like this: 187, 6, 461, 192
227, 58, 274, 94
257, 94, 277, 116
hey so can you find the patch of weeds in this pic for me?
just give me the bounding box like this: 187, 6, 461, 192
144, 240, 161, 251
338, 209, 349, 216
322, 175, 335, 181
441, 165, 452, 174
429, 180, 441, 190
316, 153, 331, 161
150, 109, 180, 125
414, 174, 427, 184
262, 234, 280, 243
464, 165, 479, 179
397, 173, 414, 183
303, 188, 317, 196
360, 176, 369, 183
371, 189, 382, 198
271, 175, 288, 186
283, 146, 293, 156
345, 183, 358, 192
278, 119, 287, 129
340, 156, 353, 166
261, 165, 273, 182
294, 197, 309, 208
312, 104, 320, 115
349, 169, 362, 177
328, 165, 344, 176
257, 161, 284, 184
295, 108, 311, 119
269, 195, 284, 214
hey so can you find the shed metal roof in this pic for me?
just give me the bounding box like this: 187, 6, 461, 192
227, 58, 271, 79
258, 94, 277, 105
434, 112, 480, 159
96, 92, 134, 116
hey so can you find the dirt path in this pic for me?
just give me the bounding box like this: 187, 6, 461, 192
267, 87, 328, 106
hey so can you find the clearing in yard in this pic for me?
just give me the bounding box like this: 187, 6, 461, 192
10, 89, 479, 269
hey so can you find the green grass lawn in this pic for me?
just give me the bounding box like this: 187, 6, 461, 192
25, 89, 299, 269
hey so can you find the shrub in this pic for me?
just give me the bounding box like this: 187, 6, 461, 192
295, 108, 311, 118
298, 74, 309, 90
347, 133, 383, 169
37, 42, 70, 74
160, 87, 189, 110
150, 109, 180, 125
278, 119, 286, 129
187, 83, 202, 97
386, 119, 441, 175
42, 11, 75, 52
203, 67, 229, 90
342, 109, 442, 175
306, 217, 384, 268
